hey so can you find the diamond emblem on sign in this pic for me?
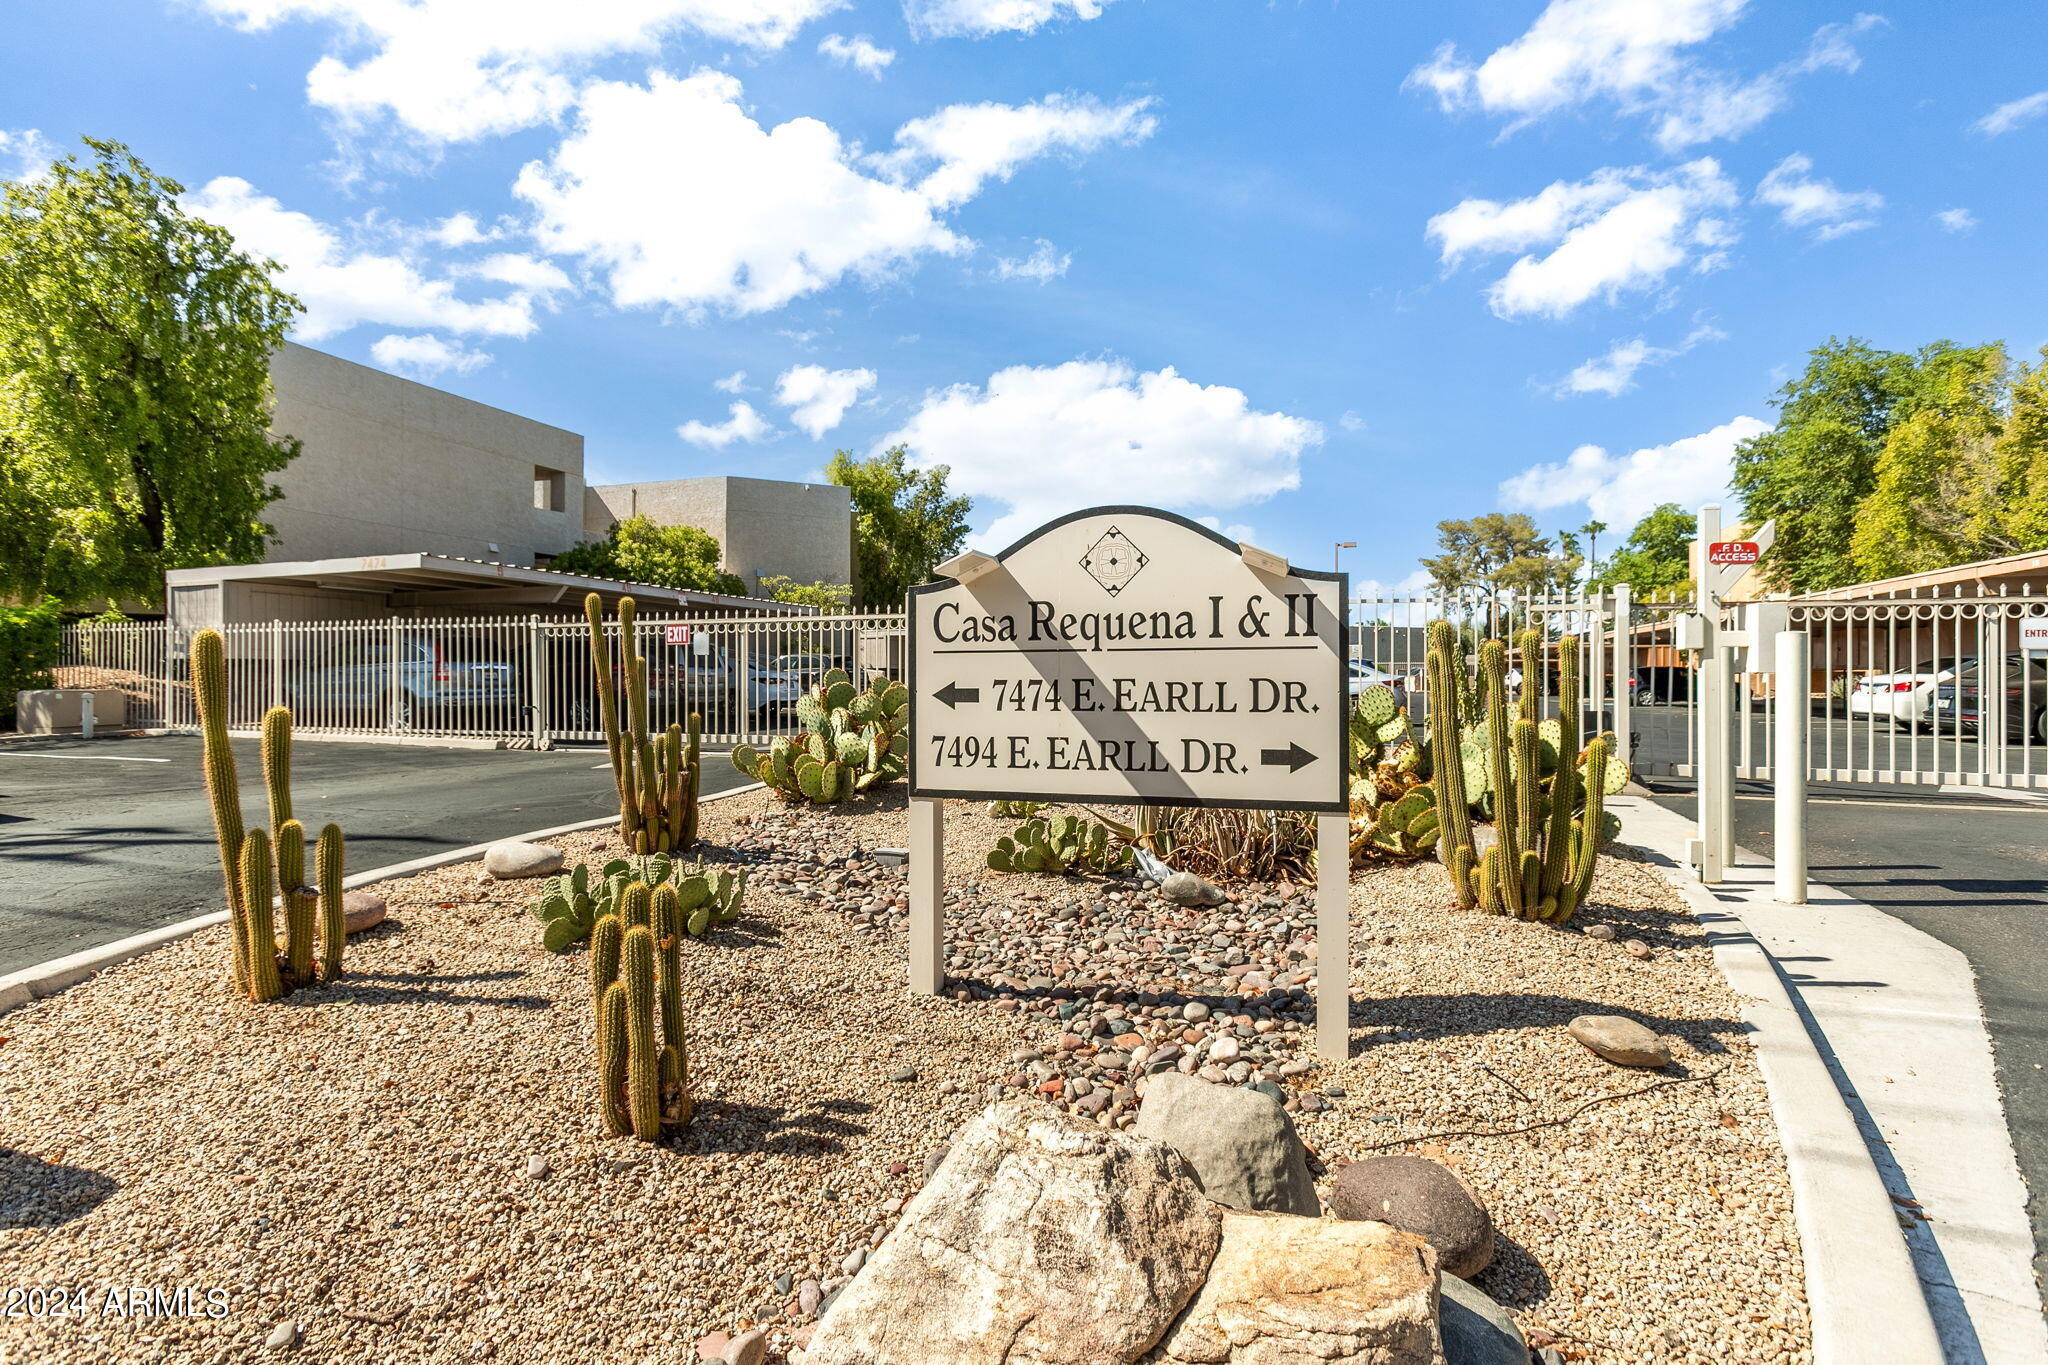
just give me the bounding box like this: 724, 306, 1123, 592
1080, 527, 1148, 596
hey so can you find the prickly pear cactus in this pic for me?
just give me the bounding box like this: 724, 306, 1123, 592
534, 855, 747, 948
986, 815, 1131, 875
734, 672, 910, 803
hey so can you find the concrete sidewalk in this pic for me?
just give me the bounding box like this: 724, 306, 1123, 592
1613, 796, 2048, 1365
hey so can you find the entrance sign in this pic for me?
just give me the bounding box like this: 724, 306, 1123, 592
1708, 540, 1759, 566
2021, 614, 2048, 653
909, 508, 1349, 813
904, 507, 1356, 1059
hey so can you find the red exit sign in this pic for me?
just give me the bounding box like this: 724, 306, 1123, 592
1708, 540, 1759, 566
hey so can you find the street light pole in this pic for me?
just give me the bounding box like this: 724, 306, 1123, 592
1333, 541, 1356, 573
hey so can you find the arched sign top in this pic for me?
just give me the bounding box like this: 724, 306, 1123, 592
907, 506, 1350, 813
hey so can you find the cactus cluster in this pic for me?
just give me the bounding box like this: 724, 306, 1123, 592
986, 814, 1132, 875
1351, 785, 1442, 860
1428, 625, 1618, 922
730, 668, 908, 803
1345, 683, 1438, 863
192, 629, 347, 1001
532, 856, 746, 951
586, 593, 703, 855
1348, 683, 1419, 781
590, 880, 693, 1140
986, 799, 1048, 818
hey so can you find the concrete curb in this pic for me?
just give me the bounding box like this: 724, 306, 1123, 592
0, 782, 766, 1018
1609, 796, 1945, 1365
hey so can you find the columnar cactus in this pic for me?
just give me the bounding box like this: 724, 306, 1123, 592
621, 924, 662, 1140
590, 903, 693, 1140
651, 886, 687, 1092
590, 913, 622, 1006
1426, 622, 1477, 909
597, 981, 631, 1137
317, 823, 345, 981
586, 593, 702, 854
190, 629, 346, 1000
239, 830, 284, 1001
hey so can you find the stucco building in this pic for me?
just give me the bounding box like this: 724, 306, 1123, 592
584, 476, 855, 596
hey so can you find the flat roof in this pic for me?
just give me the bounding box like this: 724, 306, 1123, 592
1790, 547, 2048, 601
165, 552, 810, 614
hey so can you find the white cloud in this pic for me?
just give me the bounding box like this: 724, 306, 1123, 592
1427, 159, 1738, 319
1194, 515, 1260, 546
1498, 414, 1770, 531
192, 0, 847, 143
906, 0, 1113, 40
1755, 153, 1881, 240
1975, 91, 2048, 137
464, 251, 575, 293
1935, 207, 1977, 234
1408, 3, 1881, 151
370, 333, 492, 376
819, 33, 894, 77
0, 128, 58, 181
1551, 323, 1724, 397
1338, 411, 1366, 433
775, 363, 876, 437
878, 358, 1321, 547
426, 211, 494, 247
184, 176, 548, 341
993, 239, 1071, 283
714, 369, 751, 393
874, 93, 1156, 210
517, 73, 1152, 318
678, 400, 774, 448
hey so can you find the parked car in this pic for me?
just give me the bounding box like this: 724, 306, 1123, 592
1847, 656, 1971, 729
1632, 666, 1692, 705
1348, 658, 1408, 699
1933, 654, 2048, 743
287, 632, 517, 729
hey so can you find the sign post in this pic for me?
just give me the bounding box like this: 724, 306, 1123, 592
907, 507, 1353, 1056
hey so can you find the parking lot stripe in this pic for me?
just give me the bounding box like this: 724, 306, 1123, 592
0, 752, 171, 763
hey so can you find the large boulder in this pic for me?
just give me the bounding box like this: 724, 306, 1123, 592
484, 840, 563, 879
1328, 1156, 1494, 1279
1438, 1276, 1525, 1365
1147, 1211, 1442, 1364
1566, 1015, 1671, 1068
804, 1100, 1224, 1365
1135, 1073, 1320, 1217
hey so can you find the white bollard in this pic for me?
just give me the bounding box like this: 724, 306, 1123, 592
1774, 630, 1809, 903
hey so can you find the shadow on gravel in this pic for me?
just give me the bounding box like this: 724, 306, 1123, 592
325, 968, 552, 1010
1473, 1228, 1554, 1310
1347, 992, 1746, 1058
0, 1147, 116, 1228
685, 1097, 874, 1157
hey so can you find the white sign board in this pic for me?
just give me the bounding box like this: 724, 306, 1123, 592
2021, 613, 2048, 653
909, 508, 1349, 812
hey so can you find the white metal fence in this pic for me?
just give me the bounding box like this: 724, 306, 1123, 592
56, 613, 907, 748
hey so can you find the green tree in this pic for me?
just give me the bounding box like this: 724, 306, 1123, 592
1850, 346, 2010, 578
0, 139, 303, 605
551, 515, 748, 596
758, 574, 852, 611
1422, 513, 1574, 596
1732, 337, 1995, 592
824, 447, 972, 609
1591, 503, 1695, 594
1992, 348, 2048, 553
1578, 519, 1608, 580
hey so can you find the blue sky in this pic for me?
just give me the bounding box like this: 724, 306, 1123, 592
4, 0, 2046, 592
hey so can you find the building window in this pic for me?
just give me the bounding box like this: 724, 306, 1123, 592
535, 466, 566, 512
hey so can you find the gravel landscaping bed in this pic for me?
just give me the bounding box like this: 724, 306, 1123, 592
2, 787, 1808, 1365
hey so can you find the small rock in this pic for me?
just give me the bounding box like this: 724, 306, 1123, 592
1440, 1275, 1527, 1365
1567, 1014, 1672, 1068
1582, 923, 1617, 941
265, 1322, 298, 1350
1181, 1001, 1211, 1022
889, 1068, 918, 1083
923, 1146, 951, 1180
1624, 939, 1655, 960
727, 1328, 768, 1365
1161, 871, 1227, 907
799, 1279, 823, 1316
773, 1272, 793, 1296
524, 1154, 550, 1179
841, 1246, 867, 1276
696, 1331, 730, 1362
341, 891, 388, 934
483, 840, 563, 879
1328, 1154, 1495, 1278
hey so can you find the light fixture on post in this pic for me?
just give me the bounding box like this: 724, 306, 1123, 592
1333, 541, 1356, 572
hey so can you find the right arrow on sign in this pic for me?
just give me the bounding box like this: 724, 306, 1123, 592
1260, 742, 1319, 772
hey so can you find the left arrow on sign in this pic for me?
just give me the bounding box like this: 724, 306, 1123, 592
934, 682, 981, 709
1259, 743, 1319, 772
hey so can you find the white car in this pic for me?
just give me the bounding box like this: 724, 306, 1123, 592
1847, 656, 1970, 729
1348, 659, 1409, 698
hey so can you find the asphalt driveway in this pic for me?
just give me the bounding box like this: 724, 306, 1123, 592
1648, 778, 2048, 1283
0, 734, 756, 977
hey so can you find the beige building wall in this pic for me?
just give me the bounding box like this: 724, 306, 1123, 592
265, 343, 586, 567
586, 476, 854, 595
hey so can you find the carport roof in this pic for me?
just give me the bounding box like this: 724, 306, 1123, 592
164, 552, 806, 614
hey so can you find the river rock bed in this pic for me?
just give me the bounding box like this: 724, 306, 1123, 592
2, 785, 1808, 1365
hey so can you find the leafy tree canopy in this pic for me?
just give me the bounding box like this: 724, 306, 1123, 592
0, 138, 303, 606
1590, 503, 1695, 594
824, 447, 972, 609
551, 515, 747, 596
1421, 513, 1578, 598
758, 574, 852, 611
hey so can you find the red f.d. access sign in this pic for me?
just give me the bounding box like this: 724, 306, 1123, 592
1708, 540, 1760, 566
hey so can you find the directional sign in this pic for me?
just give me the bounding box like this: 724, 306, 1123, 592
2021, 613, 2048, 653
908, 507, 1348, 812
1708, 540, 1759, 566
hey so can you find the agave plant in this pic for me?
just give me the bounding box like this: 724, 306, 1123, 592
731, 668, 909, 803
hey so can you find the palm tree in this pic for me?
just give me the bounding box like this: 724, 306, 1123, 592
1578, 520, 1608, 584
